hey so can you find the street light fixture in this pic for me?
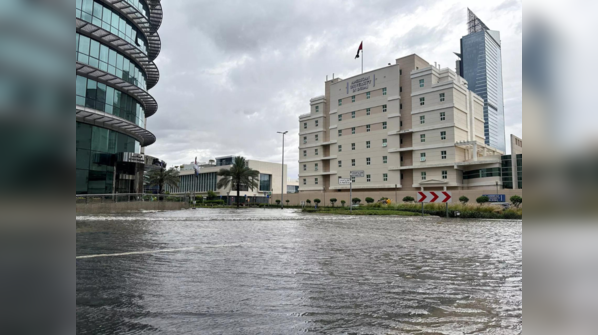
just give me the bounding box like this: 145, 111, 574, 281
277, 131, 288, 209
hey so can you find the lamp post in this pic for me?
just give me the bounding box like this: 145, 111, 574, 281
496, 181, 499, 195
277, 131, 288, 209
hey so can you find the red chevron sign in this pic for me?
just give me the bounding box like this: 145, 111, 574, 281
417, 191, 452, 203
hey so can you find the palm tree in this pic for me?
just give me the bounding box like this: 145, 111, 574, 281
145, 167, 180, 197
216, 156, 259, 208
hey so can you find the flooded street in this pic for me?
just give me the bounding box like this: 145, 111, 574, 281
76, 208, 522, 334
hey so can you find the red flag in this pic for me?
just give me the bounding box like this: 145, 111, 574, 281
355, 41, 363, 59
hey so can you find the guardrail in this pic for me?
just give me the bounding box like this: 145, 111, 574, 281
75, 193, 191, 204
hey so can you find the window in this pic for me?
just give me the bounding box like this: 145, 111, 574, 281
366, 108, 370, 115
366, 125, 371, 132
315, 163, 319, 171
383, 88, 387, 96
338, 145, 342, 152
383, 156, 387, 164
316, 106, 319, 113
401, 173, 404, 180
338, 130, 342, 137
351, 176, 356, 183
421, 171, 427, 180
400, 121, 403, 127
400, 86, 403, 93
400, 69, 402, 75
315, 149, 319, 156
441, 131, 446, 140
338, 114, 342, 121
400, 138, 403, 145
351, 143, 355, 151
366, 141, 370, 149
383, 105, 387, 112
366, 92, 370, 99
352, 159, 356, 167
315, 120, 319, 127
315, 178, 319, 185
351, 111, 355, 119
315, 134, 319, 141
401, 155, 403, 162
442, 170, 448, 180
338, 161, 342, 168
303, 136, 307, 144
352, 127, 356, 134
338, 99, 342, 106
383, 173, 388, 182
440, 93, 445, 102
440, 112, 446, 121
441, 150, 447, 159
382, 139, 387, 147
420, 97, 425, 106
303, 179, 306, 185
303, 164, 307, 171
366, 158, 371, 165
400, 104, 403, 110
303, 150, 307, 157
352, 95, 355, 103
383, 122, 387, 130
420, 134, 426, 143
420, 115, 425, 124
420, 153, 426, 162
419, 79, 424, 88
367, 174, 371, 182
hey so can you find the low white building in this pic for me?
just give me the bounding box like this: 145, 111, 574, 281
167, 156, 287, 201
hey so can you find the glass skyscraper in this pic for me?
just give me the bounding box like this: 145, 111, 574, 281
76, 0, 163, 194
456, 9, 506, 152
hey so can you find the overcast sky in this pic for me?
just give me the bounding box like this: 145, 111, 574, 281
146, 0, 522, 180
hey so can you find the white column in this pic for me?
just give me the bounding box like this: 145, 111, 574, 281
473, 142, 478, 161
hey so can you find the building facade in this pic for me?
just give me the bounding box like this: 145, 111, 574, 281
76, 0, 163, 194
456, 9, 506, 152
168, 156, 287, 200
298, 54, 507, 193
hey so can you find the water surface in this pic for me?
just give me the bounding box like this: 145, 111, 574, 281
76, 208, 522, 334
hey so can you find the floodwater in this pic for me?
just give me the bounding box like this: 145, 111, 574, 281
76, 208, 522, 334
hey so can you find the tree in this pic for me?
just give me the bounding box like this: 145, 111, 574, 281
365, 197, 375, 204
510, 195, 522, 209
145, 167, 180, 197
403, 196, 415, 203
216, 156, 259, 208
276, 199, 281, 205
476, 196, 489, 206
306, 199, 312, 205
341, 200, 346, 207
314, 199, 321, 206
352, 198, 361, 205
330, 198, 337, 207
459, 196, 469, 205
207, 190, 217, 200
285, 199, 290, 205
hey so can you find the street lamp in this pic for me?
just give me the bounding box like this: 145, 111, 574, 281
277, 131, 288, 209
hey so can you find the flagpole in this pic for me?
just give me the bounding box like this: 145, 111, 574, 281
361, 49, 363, 74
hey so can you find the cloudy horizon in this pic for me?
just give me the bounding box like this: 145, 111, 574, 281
146, 0, 522, 180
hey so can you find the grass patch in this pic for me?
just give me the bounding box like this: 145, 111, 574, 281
303, 208, 424, 216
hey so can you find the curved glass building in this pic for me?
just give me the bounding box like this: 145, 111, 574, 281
75, 0, 163, 194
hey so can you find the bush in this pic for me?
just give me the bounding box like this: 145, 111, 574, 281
459, 196, 469, 204
510, 195, 522, 209
476, 196, 489, 206
352, 198, 361, 205
341, 200, 346, 207
306, 199, 312, 204
285, 199, 290, 204
365, 197, 375, 204
207, 190, 217, 199
203, 200, 225, 205
330, 198, 337, 207
403, 196, 415, 203
314, 199, 321, 204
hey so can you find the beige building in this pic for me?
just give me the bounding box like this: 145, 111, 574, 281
168, 156, 287, 200
298, 54, 507, 193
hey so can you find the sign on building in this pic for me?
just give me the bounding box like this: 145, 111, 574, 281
483, 194, 506, 202
350, 170, 365, 178
338, 178, 352, 185
417, 191, 452, 203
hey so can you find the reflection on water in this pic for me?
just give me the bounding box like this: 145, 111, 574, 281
77, 208, 522, 334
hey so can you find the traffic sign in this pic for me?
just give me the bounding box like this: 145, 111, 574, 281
338, 178, 352, 185
350, 170, 365, 178
483, 194, 506, 202
417, 191, 452, 203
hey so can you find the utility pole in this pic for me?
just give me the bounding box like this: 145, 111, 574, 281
277, 131, 288, 209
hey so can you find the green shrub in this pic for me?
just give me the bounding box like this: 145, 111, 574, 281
459, 196, 469, 204
203, 200, 225, 205
285, 199, 290, 204
207, 190, 217, 199
330, 198, 337, 207
352, 198, 361, 204
276, 200, 281, 205
403, 196, 415, 203
476, 196, 489, 206
510, 195, 522, 209
365, 197, 375, 204
195, 195, 204, 201
341, 200, 346, 207
314, 199, 321, 204
306, 199, 312, 204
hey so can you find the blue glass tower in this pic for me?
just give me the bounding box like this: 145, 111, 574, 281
456, 9, 506, 152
